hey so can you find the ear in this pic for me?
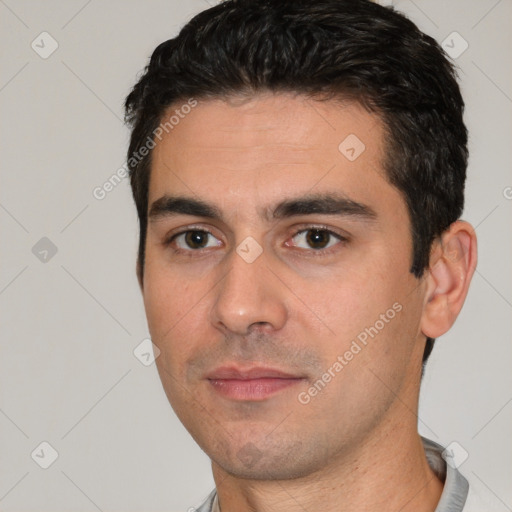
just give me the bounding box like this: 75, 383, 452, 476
420, 221, 477, 338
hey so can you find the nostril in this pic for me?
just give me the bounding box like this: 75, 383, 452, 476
248, 321, 272, 332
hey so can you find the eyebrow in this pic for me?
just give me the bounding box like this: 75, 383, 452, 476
148, 193, 377, 223
271, 194, 376, 221
149, 196, 221, 221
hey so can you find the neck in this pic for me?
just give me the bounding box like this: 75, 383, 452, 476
212, 419, 444, 512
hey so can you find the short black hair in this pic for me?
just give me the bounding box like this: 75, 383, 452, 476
125, 0, 468, 367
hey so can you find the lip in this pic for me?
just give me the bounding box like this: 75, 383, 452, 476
206, 366, 305, 401
207, 366, 300, 380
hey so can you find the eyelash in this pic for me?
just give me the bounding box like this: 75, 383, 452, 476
163, 225, 348, 257
285, 227, 348, 257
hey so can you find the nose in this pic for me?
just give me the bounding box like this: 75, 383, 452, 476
210, 245, 288, 336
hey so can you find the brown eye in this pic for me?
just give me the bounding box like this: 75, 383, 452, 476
184, 231, 209, 248
172, 230, 221, 250
305, 229, 331, 249
289, 228, 343, 251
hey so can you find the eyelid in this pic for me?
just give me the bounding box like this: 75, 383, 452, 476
163, 225, 221, 247
161, 223, 349, 254
283, 224, 349, 255
286, 223, 349, 241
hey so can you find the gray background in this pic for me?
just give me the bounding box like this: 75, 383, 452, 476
0, 0, 511, 510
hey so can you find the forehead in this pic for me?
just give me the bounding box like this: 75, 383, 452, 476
148, 92, 396, 218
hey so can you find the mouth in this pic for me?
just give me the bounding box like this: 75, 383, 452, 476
206, 366, 306, 401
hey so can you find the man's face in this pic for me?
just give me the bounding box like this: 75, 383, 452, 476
142, 93, 428, 479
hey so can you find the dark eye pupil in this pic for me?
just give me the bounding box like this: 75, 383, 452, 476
306, 229, 330, 249
185, 231, 208, 248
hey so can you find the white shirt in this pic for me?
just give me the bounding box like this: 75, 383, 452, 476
195, 437, 502, 511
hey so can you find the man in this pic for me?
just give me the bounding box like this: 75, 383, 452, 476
124, 1, 485, 510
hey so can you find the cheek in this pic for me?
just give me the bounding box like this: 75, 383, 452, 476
305, 267, 390, 338
142, 268, 207, 367
298, 283, 420, 424
307, 255, 420, 367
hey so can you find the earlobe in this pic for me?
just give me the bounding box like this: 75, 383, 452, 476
420, 221, 477, 338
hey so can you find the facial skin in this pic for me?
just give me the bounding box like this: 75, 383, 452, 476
141, 93, 477, 511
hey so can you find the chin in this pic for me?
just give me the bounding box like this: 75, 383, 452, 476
211, 438, 329, 481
